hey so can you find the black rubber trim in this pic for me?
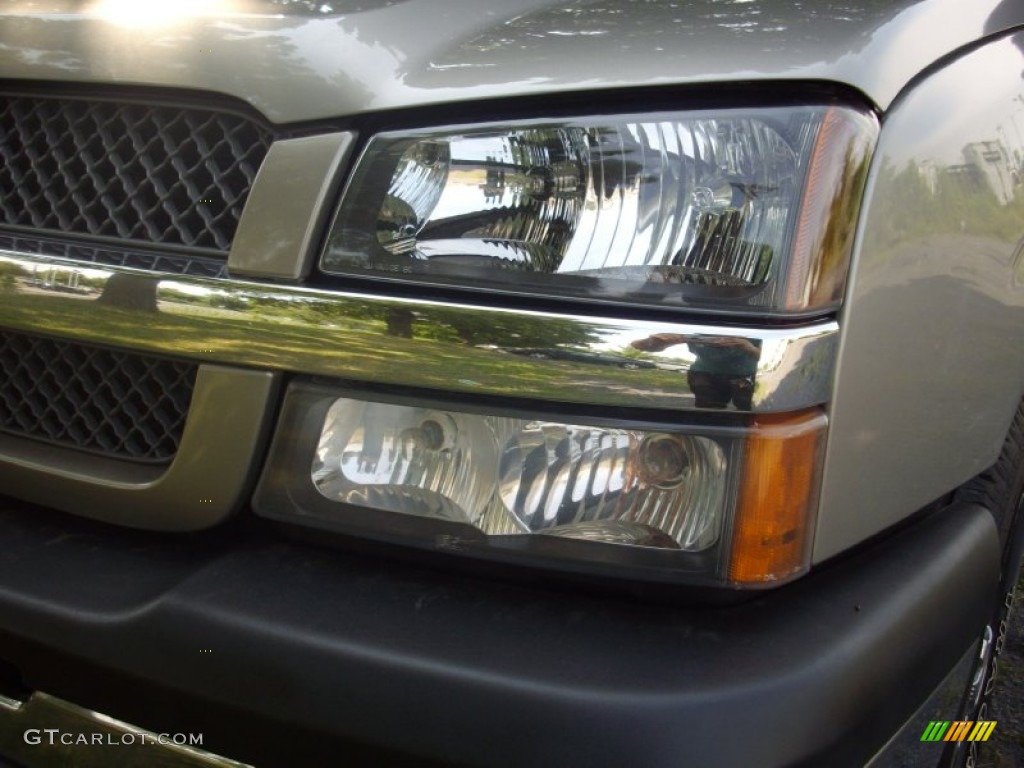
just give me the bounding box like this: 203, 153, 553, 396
0, 500, 999, 768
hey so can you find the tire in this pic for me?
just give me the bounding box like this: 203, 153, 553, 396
955, 403, 1024, 555
946, 402, 1024, 768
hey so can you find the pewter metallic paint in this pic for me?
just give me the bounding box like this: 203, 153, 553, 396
0, 367, 278, 530
229, 132, 354, 279
0, 0, 1021, 123
817, 31, 1024, 560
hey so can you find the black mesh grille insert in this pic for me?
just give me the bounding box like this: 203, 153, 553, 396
0, 93, 274, 252
0, 331, 197, 462
0, 232, 229, 279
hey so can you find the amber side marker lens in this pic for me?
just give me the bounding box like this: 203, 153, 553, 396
785, 107, 876, 310
728, 409, 827, 585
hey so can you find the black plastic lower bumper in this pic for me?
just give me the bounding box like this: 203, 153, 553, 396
0, 500, 1000, 768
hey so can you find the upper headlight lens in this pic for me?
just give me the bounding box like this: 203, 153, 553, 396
322, 106, 876, 313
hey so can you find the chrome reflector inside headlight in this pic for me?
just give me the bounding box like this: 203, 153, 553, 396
323, 106, 876, 313
255, 382, 828, 588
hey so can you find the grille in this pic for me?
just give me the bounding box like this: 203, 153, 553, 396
0, 232, 228, 279
0, 331, 197, 462
0, 93, 274, 253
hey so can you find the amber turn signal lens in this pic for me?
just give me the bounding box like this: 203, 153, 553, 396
728, 409, 827, 585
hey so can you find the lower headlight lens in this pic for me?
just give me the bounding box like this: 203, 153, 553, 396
255, 382, 829, 588
312, 398, 727, 551
322, 106, 876, 313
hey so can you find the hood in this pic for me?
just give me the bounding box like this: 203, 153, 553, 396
0, 0, 1020, 123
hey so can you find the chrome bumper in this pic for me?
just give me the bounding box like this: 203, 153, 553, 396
0, 250, 837, 413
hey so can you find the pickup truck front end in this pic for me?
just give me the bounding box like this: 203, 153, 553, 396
0, 2, 1022, 766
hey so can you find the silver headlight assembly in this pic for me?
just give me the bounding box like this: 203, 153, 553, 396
322, 106, 876, 315
255, 383, 828, 588
260, 101, 872, 590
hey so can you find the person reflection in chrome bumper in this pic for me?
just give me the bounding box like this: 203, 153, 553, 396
632, 333, 761, 410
